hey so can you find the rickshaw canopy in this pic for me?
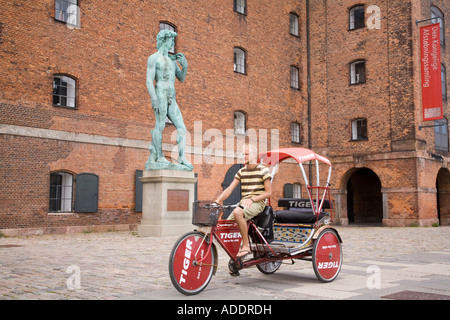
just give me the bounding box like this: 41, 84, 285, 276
258, 148, 331, 167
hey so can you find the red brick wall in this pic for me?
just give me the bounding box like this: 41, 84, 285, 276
1, 0, 449, 231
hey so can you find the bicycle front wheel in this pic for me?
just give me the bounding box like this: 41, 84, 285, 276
169, 231, 217, 295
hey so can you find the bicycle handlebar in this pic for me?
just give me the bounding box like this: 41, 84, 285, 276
202, 202, 238, 210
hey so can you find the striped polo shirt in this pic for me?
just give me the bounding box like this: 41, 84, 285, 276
234, 164, 271, 200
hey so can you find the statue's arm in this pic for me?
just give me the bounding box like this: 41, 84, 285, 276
146, 55, 159, 112
174, 53, 188, 82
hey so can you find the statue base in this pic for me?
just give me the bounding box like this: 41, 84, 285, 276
138, 170, 197, 237
145, 160, 192, 171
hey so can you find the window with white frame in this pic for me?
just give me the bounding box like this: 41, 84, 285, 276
234, 47, 246, 74
291, 122, 301, 143
234, 111, 246, 135
351, 118, 368, 141
350, 60, 366, 85
55, 0, 79, 27
290, 13, 299, 36
49, 172, 73, 212
290, 66, 299, 89
53, 75, 76, 108
234, 0, 246, 15
293, 183, 302, 198
349, 5, 365, 30
159, 22, 176, 54
431, 6, 445, 47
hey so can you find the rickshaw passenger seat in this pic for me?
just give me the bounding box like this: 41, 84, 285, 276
274, 198, 330, 224
274, 210, 328, 224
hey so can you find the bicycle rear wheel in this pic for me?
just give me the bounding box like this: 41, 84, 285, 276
169, 231, 217, 295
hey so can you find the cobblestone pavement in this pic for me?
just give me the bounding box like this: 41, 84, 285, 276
1, 226, 449, 300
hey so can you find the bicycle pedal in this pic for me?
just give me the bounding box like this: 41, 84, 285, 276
229, 271, 240, 277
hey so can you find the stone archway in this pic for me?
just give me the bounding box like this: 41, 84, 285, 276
436, 168, 450, 226
346, 168, 383, 224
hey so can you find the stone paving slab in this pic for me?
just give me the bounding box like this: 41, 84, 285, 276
0, 226, 449, 300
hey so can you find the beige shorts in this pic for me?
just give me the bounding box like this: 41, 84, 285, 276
227, 200, 265, 221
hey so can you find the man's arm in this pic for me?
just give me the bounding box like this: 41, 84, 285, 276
146, 55, 160, 112
174, 53, 188, 82
215, 178, 240, 204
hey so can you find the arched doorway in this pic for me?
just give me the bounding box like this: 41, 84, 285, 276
221, 164, 243, 218
436, 168, 450, 226
346, 168, 383, 224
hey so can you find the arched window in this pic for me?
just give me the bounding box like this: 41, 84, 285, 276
290, 12, 299, 36
283, 183, 302, 198
351, 118, 368, 141
291, 122, 301, 143
234, 111, 246, 135
53, 74, 77, 108
293, 183, 302, 198
234, 47, 246, 74
349, 5, 365, 30
290, 66, 299, 89
49, 171, 73, 212
159, 22, 177, 54
350, 60, 366, 84
431, 6, 445, 47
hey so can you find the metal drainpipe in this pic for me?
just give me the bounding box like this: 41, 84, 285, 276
306, 0, 312, 183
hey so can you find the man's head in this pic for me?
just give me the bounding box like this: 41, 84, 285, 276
156, 29, 177, 50
243, 144, 258, 165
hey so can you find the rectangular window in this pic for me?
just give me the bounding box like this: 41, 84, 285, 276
293, 184, 302, 198
350, 61, 366, 85
234, 111, 246, 135
234, 48, 246, 74
55, 0, 79, 27
291, 122, 300, 143
234, 0, 246, 15
290, 13, 299, 36
290, 66, 299, 89
53, 75, 76, 108
351, 119, 368, 141
435, 119, 449, 152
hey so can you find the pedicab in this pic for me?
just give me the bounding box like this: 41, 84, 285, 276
168, 147, 343, 295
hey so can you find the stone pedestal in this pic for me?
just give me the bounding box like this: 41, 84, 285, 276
138, 170, 197, 237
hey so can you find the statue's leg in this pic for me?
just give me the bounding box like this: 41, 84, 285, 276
168, 101, 193, 169
151, 99, 169, 162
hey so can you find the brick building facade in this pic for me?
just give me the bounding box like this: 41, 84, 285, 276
0, 0, 448, 235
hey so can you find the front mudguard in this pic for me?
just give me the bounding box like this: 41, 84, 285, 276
195, 228, 219, 276
312, 225, 343, 243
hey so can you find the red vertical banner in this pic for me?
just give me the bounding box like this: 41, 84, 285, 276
420, 23, 443, 121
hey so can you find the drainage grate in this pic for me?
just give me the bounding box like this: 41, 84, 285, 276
382, 290, 450, 300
